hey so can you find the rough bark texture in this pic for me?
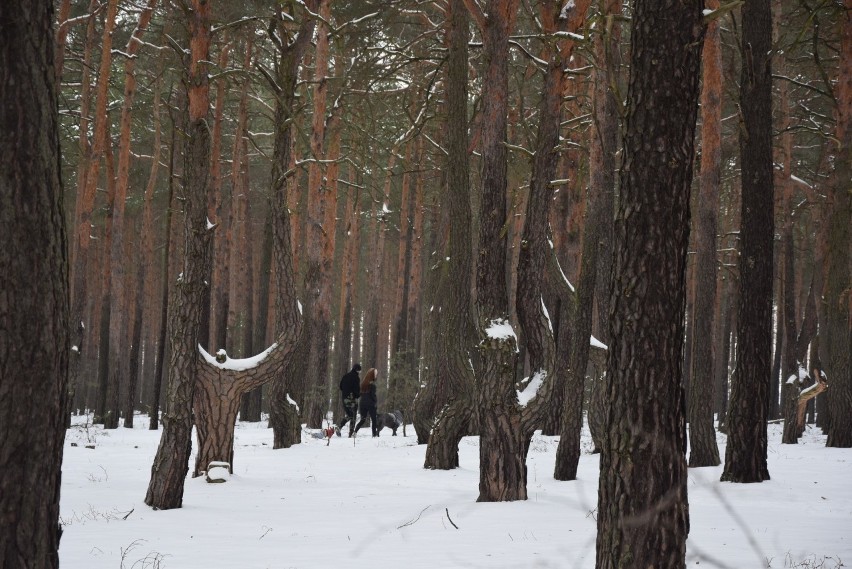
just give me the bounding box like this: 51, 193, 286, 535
721, 0, 774, 483
0, 3, 69, 566
267, 5, 316, 448
688, 0, 722, 468
144, 0, 214, 510
474, 0, 526, 502
420, 0, 478, 470
554, 0, 620, 481
515, 0, 590, 448
824, 0, 851, 449
594, 0, 703, 566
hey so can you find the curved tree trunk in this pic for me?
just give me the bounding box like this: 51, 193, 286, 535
266, 5, 317, 448
595, 0, 704, 566
145, 0, 214, 510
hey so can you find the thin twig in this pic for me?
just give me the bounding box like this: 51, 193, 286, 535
397, 505, 430, 529
445, 508, 459, 530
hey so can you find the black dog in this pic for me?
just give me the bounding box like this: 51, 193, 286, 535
375, 410, 404, 436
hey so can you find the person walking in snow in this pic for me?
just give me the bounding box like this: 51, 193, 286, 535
354, 368, 379, 437
336, 363, 361, 437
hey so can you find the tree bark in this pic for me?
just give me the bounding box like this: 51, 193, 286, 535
594, 0, 703, 566
824, 0, 851, 449
721, 0, 775, 483
267, 4, 317, 448
554, 0, 620, 481
688, 0, 722, 467
145, 0, 214, 509
0, 3, 69, 566
473, 0, 526, 502
420, 0, 478, 469
303, 0, 335, 427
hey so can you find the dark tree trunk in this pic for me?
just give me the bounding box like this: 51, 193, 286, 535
0, 3, 69, 566
824, 2, 851, 449
721, 0, 774, 483
594, 0, 703, 566
688, 0, 722, 467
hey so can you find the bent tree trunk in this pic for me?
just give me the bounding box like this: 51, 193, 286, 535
144, 0, 215, 507
595, 0, 704, 566
0, 3, 69, 566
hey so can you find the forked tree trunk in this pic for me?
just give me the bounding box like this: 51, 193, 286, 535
0, 3, 69, 565
721, 0, 774, 483
515, 0, 590, 448
594, 0, 704, 566
688, 0, 722, 467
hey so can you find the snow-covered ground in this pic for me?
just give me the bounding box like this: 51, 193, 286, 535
59, 416, 851, 569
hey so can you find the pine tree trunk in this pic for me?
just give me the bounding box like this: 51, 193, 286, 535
554, 0, 619, 480
145, 0, 214, 509
421, 0, 478, 469
824, 0, 851, 449
688, 0, 722, 467
595, 0, 703, 565
267, 5, 316, 448
721, 0, 775, 483
0, 3, 69, 564
473, 0, 526, 501
208, 37, 232, 354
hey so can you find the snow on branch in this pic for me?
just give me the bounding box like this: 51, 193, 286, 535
199, 343, 279, 372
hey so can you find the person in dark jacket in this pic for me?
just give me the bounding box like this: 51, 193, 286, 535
354, 368, 379, 437
335, 363, 361, 436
